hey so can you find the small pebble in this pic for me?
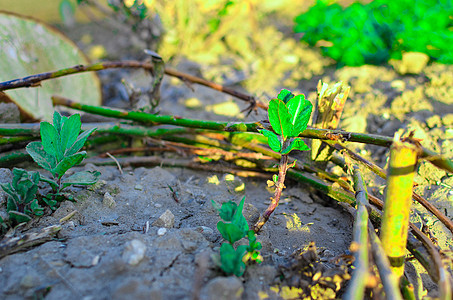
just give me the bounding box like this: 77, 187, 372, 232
122, 239, 147, 266
134, 184, 143, 191
102, 192, 116, 208
152, 209, 175, 228
157, 228, 167, 236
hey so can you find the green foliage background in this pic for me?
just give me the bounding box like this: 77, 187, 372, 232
294, 0, 453, 66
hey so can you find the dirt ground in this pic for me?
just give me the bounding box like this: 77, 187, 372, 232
1, 15, 453, 300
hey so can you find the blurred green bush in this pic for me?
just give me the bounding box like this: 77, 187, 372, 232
294, 0, 453, 66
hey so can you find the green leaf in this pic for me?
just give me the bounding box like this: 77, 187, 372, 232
287, 94, 313, 137
277, 89, 295, 104
39, 174, 59, 190
268, 98, 292, 139
217, 222, 246, 244
246, 230, 262, 252
61, 114, 81, 155
62, 170, 100, 189
52, 152, 86, 179
30, 199, 44, 216
219, 243, 247, 276
259, 129, 281, 153
9, 211, 32, 224
26, 141, 57, 172
65, 127, 96, 156
1, 183, 19, 205
53, 111, 65, 134
40, 121, 62, 160
216, 201, 238, 222
10, 168, 39, 206
232, 196, 249, 234
281, 138, 310, 155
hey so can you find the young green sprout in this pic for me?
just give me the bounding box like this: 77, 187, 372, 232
254, 89, 312, 232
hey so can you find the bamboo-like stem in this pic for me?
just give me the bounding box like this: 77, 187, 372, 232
0, 136, 35, 146
333, 144, 453, 235
0, 150, 32, 167
367, 193, 452, 297
52, 95, 260, 132
368, 222, 403, 300
49, 96, 453, 174
0, 60, 265, 110
253, 154, 289, 233
381, 139, 418, 279
343, 166, 370, 300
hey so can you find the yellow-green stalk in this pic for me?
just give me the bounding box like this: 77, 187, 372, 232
380, 138, 418, 279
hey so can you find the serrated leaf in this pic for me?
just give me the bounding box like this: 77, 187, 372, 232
62, 170, 100, 189
52, 152, 86, 178
259, 129, 281, 153
268, 98, 292, 139
65, 127, 96, 156
61, 114, 81, 153
281, 138, 310, 155
287, 95, 313, 137
26, 141, 57, 172
277, 89, 295, 104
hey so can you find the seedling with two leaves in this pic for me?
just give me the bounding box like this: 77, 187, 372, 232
254, 89, 313, 232
212, 197, 262, 277
25, 111, 100, 208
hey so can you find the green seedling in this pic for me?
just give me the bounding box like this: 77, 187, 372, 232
0, 168, 43, 224
212, 197, 262, 277
254, 89, 312, 232
26, 111, 100, 208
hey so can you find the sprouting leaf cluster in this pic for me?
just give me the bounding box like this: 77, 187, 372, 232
211, 197, 262, 277
25, 111, 99, 207
294, 0, 453, 66
1, 112, 99, 228
260, 89, 312, 154
1, 168, 43, 224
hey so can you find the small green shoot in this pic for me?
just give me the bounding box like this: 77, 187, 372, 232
26, 111, 100, 207
212, 197, 262, 277
0, 168, 43, 224
254, 89, 312, 232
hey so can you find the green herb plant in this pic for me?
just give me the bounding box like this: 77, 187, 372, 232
211, 197, 262, 277
253, 89, 312, 232
25, 111, 100, 209
0, 168, 43, 224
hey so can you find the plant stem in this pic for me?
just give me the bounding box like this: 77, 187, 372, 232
52, 95, 259, 132
368, 222, 403, 300
0, 60, 264, 110
253, 154, 289, 233
332, 143, 453, 235
380, 140, 418, 279
50, 96, 453, 174
343, 166, 370, 300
